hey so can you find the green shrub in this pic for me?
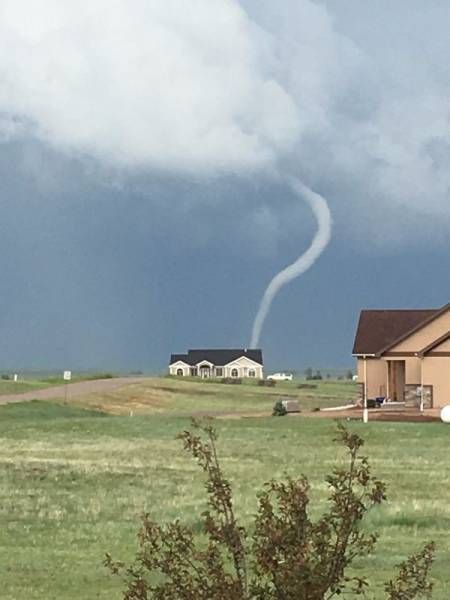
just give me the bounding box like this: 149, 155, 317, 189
106, 421, 435, 600
272, 400, 287, 416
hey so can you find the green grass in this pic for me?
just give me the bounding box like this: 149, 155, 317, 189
0, 382, 449, 599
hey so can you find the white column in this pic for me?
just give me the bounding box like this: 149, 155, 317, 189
386, 361, 390, 400
363, 356, 369, 423
420, 357, 424, 413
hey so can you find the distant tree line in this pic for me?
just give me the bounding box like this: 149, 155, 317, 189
304, 368, 354, 381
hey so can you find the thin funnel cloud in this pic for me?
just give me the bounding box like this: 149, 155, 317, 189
250, 177, 332, 348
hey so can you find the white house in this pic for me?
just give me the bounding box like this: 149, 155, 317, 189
169, 348, 264, 379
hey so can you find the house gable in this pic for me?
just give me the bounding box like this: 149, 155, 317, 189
418, 331, 450, 356
431, 337, 450, 354
170, 360, 190, 368
386, 307, 450, 354
224, 356, 263, 368
196, 360, 214, 367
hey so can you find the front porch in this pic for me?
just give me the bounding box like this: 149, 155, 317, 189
359, 358, 433, 409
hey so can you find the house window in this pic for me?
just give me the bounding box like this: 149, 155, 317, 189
248, 369, 256, 378
190, 367, 198, 376
176, 368, 184, 376
231, 368, 239, 378
216, 368, 223, 377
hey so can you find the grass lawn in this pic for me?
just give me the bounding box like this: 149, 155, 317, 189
0, 382, 449, 599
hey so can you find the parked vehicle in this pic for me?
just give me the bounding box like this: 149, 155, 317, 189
267, 372, 293, 382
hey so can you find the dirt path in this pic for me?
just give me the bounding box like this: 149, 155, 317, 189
0, 377, 149, 405
297, 407, 442, 422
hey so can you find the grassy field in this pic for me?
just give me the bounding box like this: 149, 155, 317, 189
0, 379, 55, 395
0, 379, 449, 599
0, 373, 117, 397
67, 376, 357, 415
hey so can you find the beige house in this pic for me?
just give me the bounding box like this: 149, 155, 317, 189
169, 348, 264, 379
353, 302, 450, 409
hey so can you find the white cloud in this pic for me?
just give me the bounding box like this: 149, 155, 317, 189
0, 0, 300, 172
0, 0, 449, 243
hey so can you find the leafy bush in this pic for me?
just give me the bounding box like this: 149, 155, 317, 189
220, 377, 242, 385
1, 374, 11, 380
106, 421, 435, 600
272, 400, 287, 416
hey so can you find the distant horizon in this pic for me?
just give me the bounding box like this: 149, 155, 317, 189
0, 364, 356, 378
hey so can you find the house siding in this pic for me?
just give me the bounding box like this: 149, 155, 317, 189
388, 310, 450, 353
357, 358, 387, 398
423, 357, 450, 407
404, 357, 421, 383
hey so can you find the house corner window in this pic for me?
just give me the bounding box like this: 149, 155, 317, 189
249, 369, 256, 378
176, 368, 184, 376
231, 368, 239, 378
216, 367, 223, 377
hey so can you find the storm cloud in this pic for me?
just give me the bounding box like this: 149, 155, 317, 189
1, 0, 449, 234
0, 1, 449, 368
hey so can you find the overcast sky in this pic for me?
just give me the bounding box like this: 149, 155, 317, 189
0, 0, 449, 372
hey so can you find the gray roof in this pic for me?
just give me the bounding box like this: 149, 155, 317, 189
170, 348, 263, 366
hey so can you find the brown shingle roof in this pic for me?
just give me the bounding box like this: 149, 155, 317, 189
352, 309, 438, 355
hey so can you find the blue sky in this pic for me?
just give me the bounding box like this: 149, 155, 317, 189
0, 1, 449, 372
